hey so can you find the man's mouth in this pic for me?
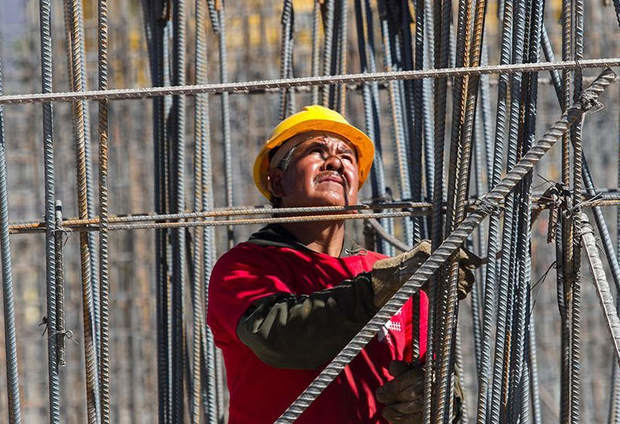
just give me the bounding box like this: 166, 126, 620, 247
316, 173, 345, 186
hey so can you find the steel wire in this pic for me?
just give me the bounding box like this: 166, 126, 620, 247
276, 68, 615, 422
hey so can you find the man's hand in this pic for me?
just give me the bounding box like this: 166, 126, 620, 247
453, 246, 482, 300
371, 240, 482, 308
376, 360, 424, 424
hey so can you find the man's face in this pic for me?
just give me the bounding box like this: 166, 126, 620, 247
268, 131, 360, 208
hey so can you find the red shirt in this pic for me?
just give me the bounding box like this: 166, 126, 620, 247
207, 238, 428, 423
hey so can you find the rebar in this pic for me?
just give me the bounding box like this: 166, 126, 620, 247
1, 59, 618, 105
276, 68, 616, 423
0, 32, 22, 424
39, 0, 59, 422
96, 0, 112, 422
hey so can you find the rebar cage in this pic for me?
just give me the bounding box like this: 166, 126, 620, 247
0, 0, 619, 423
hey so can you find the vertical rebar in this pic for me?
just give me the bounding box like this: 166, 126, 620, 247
311, 0, 321, 104
171, 1, 187, 421
97, 0, 111, 422
216, 3, 235, 247
279, 0, 295, 119
0, 29, 22, 424
39, 0, 59, 421
66, 0, 102, 420
321, 0, 335, 106
192, 0, 209, 421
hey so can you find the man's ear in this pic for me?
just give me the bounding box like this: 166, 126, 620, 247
267, 168, 285, 199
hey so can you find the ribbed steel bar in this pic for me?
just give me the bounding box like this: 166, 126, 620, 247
54, 201, 66, 370
529, 312, 542, 424
0, 32, 22, 424
560, 0, 574, 421
198, 21, 219, 420
39, 0, 60, 421
570, 2, 585, 423
192, 0, 208, 420
541, 25, 563, 103
171, 0, 187, 421
519, 1, 544, 421
379, 0, 413, 246
426, 1, 451, 420
412, 0, 426, 242
97, 0, 111, 422
310, 0, 321, 104
142, 2, 170, 420
321, 0, 335, 106
1, 59, 619, 104
471, 110, 485, 376
490, 0, 529, 420
364, 0, 394, 256
437, 0, 488, 419
216, 3, 235, 247
66, 0, 101, 420
276, 66, 616, 424
278, 0, 295, 119
475, 0, 512, 421
354, 0, 391, 254
140, 2, 173, 420
337, 0, 348, 114
11, 193, 620, 234
580, 213, 620, 365
421, 0, 435, 210
615, 81, 620, 424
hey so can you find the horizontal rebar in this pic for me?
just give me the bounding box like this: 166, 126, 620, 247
0, 59, 618, 105
8, 192, 620, 235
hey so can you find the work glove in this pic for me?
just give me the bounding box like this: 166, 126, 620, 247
375, 360, 424, 424
376, 361, 465, 424
371, 240, 481, 308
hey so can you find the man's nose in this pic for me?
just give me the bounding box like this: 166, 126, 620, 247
323, 154, 344, 172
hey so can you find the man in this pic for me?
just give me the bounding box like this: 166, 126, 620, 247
207, 105, 475, 423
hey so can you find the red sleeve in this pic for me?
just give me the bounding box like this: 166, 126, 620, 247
206, 244, 294, 344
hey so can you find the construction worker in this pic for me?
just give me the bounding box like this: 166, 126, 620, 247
207, 105, 477, 423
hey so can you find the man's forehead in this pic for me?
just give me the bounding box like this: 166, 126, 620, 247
291, 131, 355, 150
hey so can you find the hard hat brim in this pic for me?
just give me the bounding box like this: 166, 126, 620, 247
253, 118, 375, 200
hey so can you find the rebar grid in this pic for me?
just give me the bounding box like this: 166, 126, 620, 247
1, 1, 619, 423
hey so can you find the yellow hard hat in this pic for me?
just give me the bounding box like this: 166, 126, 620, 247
253, 105, 375, 200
